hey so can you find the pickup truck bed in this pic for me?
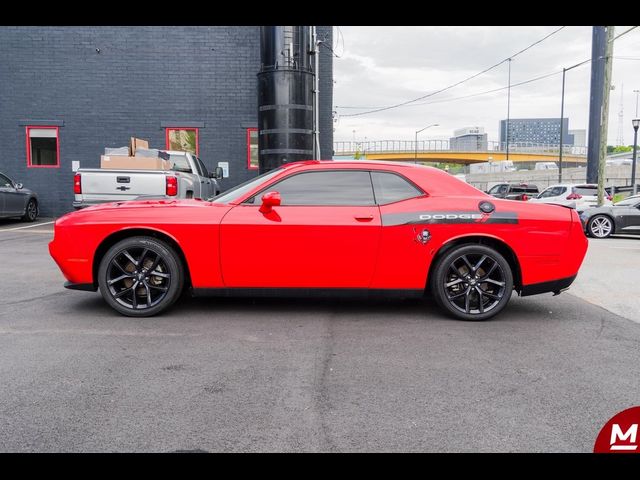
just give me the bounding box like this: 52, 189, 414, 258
73, 151, 221, 209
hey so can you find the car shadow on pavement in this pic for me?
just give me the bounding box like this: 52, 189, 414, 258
68, 291, 554, 325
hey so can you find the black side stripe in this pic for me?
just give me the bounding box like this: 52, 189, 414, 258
381, 211, 518, 226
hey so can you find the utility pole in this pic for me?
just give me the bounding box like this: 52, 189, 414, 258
616, 83, 624, 146
597, 26, 615, 207
587, 27, 607, 184
634, 89, 640, 118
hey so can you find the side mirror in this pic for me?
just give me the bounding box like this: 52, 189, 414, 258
15, 183, 23, 190
259, 191, 281, 214
214, 167, 224, 179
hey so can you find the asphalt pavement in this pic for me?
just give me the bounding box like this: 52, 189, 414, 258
0, 219, 638, 452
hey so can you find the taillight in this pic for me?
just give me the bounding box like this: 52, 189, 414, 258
166, 176, 178, 196
74, 173, 82, 194
566, 193, 582, 200
521, 194, 528, 201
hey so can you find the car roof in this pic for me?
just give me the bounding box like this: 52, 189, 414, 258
279, 159, 442, 170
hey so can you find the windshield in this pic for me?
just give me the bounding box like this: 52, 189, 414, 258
209, 168, 284, 203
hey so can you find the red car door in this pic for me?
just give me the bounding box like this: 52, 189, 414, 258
220, 169, 381, 288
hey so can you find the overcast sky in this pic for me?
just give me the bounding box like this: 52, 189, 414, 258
332, 26, 640, 147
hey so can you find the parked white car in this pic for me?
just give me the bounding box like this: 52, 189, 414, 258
528, 183, 612, 210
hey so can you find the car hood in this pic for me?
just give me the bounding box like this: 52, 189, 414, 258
56, 198, 231, 226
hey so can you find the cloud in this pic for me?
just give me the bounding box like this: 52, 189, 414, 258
333, 26, 640, 146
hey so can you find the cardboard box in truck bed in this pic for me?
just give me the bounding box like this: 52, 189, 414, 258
100, 155, 171, 170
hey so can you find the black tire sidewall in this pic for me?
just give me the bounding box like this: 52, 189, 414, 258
98, 236, 184, 317
431, 244, 513, 321
23, 199, 38, 222
588, 215, 612, 238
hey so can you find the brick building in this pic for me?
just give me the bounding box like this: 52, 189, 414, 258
0, 26, 334, 216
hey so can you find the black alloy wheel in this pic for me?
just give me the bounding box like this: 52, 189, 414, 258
431, 244, 513, 321
22, 199, 38, 222
98, 236, 184, 317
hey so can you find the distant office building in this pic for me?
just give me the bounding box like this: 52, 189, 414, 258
569, 129, 586, 147
450, 126, 488, 151
500, 118, 574, 146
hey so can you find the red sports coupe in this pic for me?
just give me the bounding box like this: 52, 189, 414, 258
49, 161, 588, 320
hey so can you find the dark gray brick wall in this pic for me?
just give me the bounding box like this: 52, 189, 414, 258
0, 26, 333, 216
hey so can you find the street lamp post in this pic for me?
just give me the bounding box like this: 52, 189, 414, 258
558, 67, 567, 183
634, 90, 640, 117
557, 59, 589, 183
415, 124, 439, 164
632, 118, 639, 196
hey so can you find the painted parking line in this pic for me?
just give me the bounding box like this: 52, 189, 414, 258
0, 221, 54, 232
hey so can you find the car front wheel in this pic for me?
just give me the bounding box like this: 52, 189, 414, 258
98, 236, 184, 317
431, 244, 513, 321
588, 215, 613, 238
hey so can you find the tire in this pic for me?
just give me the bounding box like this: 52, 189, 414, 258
22, 199, 38, 222
431, 244, 513, 321
98, 236, 184, 317
587, 215, 614, 238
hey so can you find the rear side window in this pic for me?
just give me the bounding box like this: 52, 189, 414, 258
169, 154, 192, 173
371, 172, 422, 204
540, 186, 567, 198
269, 171, 375, 206
573, 186, 597, 196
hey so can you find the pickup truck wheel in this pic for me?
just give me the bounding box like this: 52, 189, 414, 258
431, 244, 513, 321
98, 236, 184, 317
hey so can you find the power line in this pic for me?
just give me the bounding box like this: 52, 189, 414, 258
613, 25, 638, 41
339, 26, 567, 117
336, 69, 566, 113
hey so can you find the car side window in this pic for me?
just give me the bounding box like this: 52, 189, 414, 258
371, 172, 423, 204
0, 174, 12, 188
488, 184, 505, 195
263, 171, 375, 206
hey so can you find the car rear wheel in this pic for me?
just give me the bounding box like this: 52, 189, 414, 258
98, 236, 184, 317
588, 215, 613, 238
431, 244, 513, 321
22, 199, 38, 222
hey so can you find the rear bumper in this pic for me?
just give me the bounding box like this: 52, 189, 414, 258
520, 274, 576, 296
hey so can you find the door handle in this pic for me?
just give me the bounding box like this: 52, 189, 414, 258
354, 215, 374, 222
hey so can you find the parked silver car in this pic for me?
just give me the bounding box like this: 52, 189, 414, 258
0, 172, 39, 221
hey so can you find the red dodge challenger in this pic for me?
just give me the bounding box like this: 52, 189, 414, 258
49, 161, 588, 321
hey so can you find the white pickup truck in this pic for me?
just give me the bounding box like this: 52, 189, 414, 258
73, 150, 222, 209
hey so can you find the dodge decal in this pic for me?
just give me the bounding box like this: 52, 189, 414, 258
382, 211, 518, 226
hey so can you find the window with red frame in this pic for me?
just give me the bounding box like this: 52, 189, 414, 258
247, 128, 258, 170
27, 126, 59, 168
165, 127, 198, 155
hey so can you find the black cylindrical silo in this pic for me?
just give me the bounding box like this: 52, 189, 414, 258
258, 26, 314, 173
